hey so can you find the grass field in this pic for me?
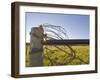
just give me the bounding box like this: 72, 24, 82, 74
26, 44, 89, 67
26, 44, 30, 67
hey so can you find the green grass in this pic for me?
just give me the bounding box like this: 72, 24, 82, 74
26, 44, 30, 67
26, 44, 89, 66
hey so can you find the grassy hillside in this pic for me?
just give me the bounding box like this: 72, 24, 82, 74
26, 44, 89, 67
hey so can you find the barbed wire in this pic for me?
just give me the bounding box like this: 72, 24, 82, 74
41, 24, 87, 65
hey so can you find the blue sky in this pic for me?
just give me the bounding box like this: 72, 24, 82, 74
25, 12, 89, 42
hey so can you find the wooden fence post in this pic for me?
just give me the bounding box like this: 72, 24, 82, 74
30, 26, 44, 67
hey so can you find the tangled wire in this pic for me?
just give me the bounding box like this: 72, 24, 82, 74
41, 23, 88, 66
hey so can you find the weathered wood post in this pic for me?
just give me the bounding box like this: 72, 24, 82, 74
30, 25, 44, 67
